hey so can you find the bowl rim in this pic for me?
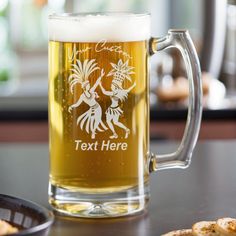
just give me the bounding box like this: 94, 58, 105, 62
0, 194, 54, 235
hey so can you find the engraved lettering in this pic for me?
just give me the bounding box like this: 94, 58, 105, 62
75, 140, 99, 151
81, 142, 87, 151
75, 140, 82, 150
109, 142, 116, 151
68, 44, 92, 62
101, 140, 110, 151
121, 143, 128, 151
101, 140, 128, 151
95, 39, 132, 59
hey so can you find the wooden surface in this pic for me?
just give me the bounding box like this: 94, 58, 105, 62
0, 141, 236, 235
1, 121, 236, 142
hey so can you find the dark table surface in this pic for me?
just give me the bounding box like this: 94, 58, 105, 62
0, 141, 236, 235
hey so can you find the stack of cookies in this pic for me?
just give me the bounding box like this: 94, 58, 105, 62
162, 218, 236, 236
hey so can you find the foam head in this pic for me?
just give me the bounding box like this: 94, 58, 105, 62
48, 13, 151, 42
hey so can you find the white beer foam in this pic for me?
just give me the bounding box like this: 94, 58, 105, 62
49, 13, 151, 42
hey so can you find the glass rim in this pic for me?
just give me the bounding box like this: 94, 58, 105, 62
48, 12, 151, 20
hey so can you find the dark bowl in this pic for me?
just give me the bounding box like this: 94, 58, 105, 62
0, 194, 54, 236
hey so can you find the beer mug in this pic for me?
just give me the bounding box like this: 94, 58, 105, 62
48, 13, 202, 218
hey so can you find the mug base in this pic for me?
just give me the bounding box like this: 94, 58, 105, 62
48, 182, 149, 218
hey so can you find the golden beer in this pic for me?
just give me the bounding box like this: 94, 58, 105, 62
49, 40, 149, 191
48, 13, 153, 217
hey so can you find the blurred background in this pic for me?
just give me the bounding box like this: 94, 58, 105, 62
0, 0, 236, 141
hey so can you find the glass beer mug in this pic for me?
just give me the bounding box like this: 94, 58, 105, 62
48, 13, 202, 218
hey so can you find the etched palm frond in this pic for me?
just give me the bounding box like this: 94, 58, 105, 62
68, 59, 99, 93
107, 59, 135, 82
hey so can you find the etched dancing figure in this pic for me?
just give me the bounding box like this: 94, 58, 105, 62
100, 59, 136, 139
68, 59, 107, 139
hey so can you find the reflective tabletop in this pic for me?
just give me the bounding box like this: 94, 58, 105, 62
0, 141, 236, 235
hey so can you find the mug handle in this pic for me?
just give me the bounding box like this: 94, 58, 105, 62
149, 29, 202, 172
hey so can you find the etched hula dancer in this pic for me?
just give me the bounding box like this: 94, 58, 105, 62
68, 59, 107, 139
100, 59, 136, 139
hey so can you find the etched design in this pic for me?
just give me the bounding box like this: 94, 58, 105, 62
99, 59, 136, 139
68, 59, 107, 139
